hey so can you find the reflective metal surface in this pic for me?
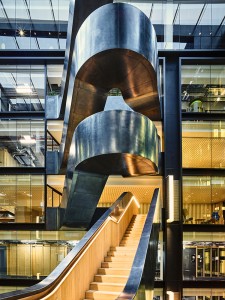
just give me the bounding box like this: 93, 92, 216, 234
60, 171, 108, 228
117, 188, 160, 300
61, 96, 159, 228
74, 110, 159, 176
59, 2, 161, 229
60, 3, 160, 170
60, 0, 113, 118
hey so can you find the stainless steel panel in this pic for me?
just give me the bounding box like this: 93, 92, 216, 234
74, 110, 159, 176
60, 3, 160, 170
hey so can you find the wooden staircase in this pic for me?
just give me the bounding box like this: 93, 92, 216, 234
84, 214, 146, 300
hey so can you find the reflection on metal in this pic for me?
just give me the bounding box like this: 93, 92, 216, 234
61, 171, 108, 228
117, 188, 160, 300
60, 3, 160, 170
74, 110, 159, 176
60, 0, 113, 118
59, 2, 161, 229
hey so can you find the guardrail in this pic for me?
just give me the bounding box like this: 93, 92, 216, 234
0, 191, 138, 300
116, 188, 160, 300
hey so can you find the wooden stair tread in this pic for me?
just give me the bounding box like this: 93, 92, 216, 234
84, 214, 147, 299
104, 256, 134, 262
97, 268, 131, 275
85, 290, 120, 300
90, 282, 125, 292
101, 262, 133, 268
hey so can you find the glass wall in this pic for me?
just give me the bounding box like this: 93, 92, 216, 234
47, 175, 64, 208
183, 176, 225, 225
115, 1, 225, 50
182, 121, 225, 169
0, 66, 45, 112
0, 119, 45, 167
183, 233, 225, 281
183, 289, 225, 300
0, 1, 224, 50
0, 230, 85, 280
181, 65, 225, 113
0, 175, 44, 223
0, 0, 70, 50
47, 186, 62, 207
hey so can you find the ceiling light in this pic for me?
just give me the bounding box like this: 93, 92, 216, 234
19, 135, 36, 144
16, 84, 32, 94
19, 29, 24, 36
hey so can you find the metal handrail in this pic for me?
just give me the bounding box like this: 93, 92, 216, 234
0, 192, 134, 300
116, 188, 160, 300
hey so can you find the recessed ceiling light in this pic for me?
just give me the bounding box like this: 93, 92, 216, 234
19, 29, 25, 36
16, 84, 32, 94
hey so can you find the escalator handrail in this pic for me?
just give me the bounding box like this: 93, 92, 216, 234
116, 188, 160, 300
0, 191, 134, 300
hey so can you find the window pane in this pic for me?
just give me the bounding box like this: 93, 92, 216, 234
0, 175, 44, 223
0, 65, 45, 112
182, 121, 225, 169
181, 65, 225, 113
183, 176, 225, 225
0, 120, 45, 167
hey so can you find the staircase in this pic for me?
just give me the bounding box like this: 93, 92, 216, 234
84, 214, 146, 300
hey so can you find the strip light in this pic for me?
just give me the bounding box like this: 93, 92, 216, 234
131, 196, 140, 208
16, 84, 32, 94
167, 175, 174, 223
19, 135, 36, 144
167, 291, 174, 300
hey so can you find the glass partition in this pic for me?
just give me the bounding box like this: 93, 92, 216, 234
0, 119, 45, 167
0, 175, 45, 223
115, 1, 225, 50
183, 176, 225, 225
182, 121, 225, 169
0, 66, 45, 112
0, 0, 69, 50
183, 289, 225, 299
47, 175, 64, 208
0, 1, 225, 50
183, 233, 225, 281
0, 230, 85, 280
181, 65, 225, 113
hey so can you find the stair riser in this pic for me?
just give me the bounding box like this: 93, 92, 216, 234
85, 291, 120, 300
101, 262, 133, 268
104, 256, 134, 262
107, 251, 135, 256
90, 283, 124, 292
97, 268, 130, 276
94, 275, 128, 283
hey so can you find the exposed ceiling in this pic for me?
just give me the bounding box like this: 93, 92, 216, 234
0, 1, 224, 50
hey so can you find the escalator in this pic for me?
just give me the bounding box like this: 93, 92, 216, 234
0, 189, 160, 300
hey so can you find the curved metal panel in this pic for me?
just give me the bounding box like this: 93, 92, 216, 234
60, 0, 113, 117
60, 3, 160, 170
74, 110, 159, 176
